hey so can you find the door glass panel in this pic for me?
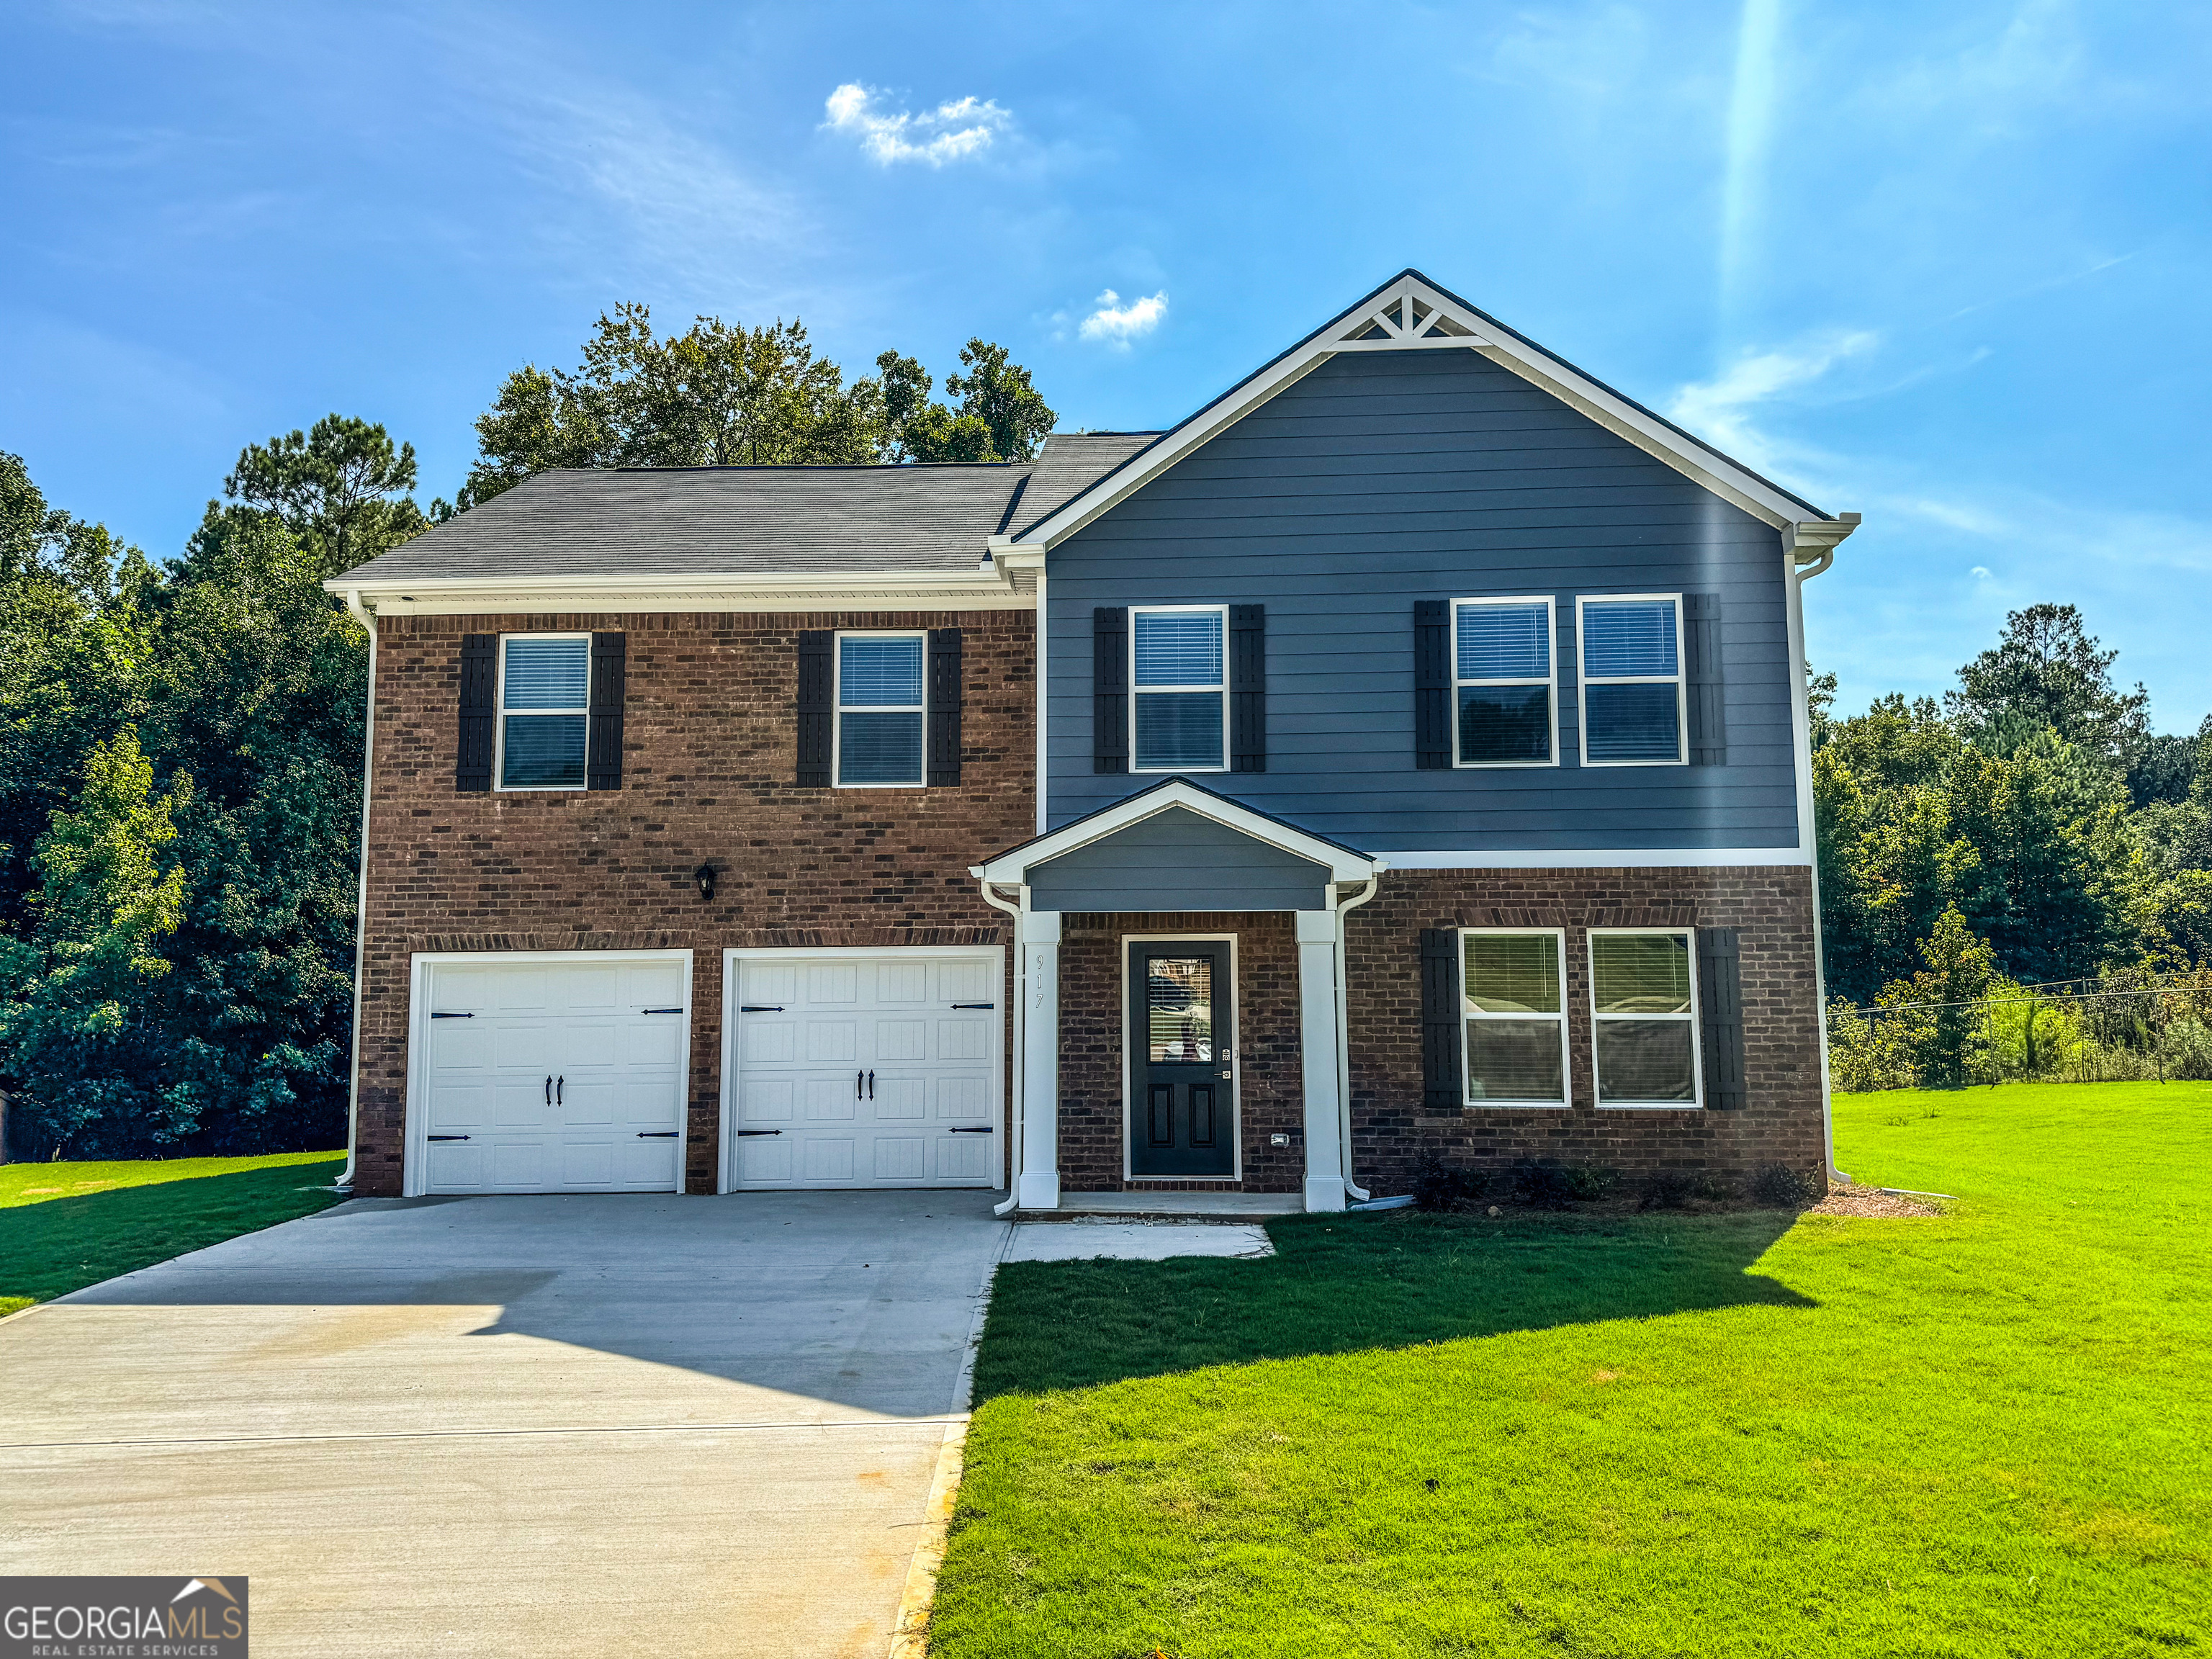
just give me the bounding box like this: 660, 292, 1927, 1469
1146, 957, 1213, 1062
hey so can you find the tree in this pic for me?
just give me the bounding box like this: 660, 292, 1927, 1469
0, 728, 189, 1156
461, 305, 887, 505
224, 415, 430, 579
1881, 904, 1995, 1087
944, 337, 1056, 461
1946, 603, 2149, 771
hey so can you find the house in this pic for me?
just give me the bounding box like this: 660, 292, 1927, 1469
325, 270, 1857, 1210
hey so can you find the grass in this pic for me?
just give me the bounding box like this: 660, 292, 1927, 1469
932, 1083, 2212, 1658
0, 1150, 346, 1316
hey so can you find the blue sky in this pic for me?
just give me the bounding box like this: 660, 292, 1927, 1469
4, 1, 2208, 725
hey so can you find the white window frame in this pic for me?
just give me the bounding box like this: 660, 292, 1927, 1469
495, 632, 592, 793
1452, 596, 1560, 769
1129, 603, 1231, 775
1575, 593, 1688, 768
1586, 926, 1704, 1109
832, 629, 929, 789
1458, 927, 1571, 1108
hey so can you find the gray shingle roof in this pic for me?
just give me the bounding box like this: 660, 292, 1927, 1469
332, 463, 1033, 584
1011, 432, 1163, 538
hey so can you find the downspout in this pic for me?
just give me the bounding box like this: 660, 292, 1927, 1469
337, 588, 377, 1192
1791, 516, 1856, 1185
1334, 873, 1382, 1200
978, 880, 1025, 1217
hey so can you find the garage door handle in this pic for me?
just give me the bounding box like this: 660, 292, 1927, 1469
428, 1134, 471, 1141
431, 1011, 473, 1019
557, 1075, 565, 1105
636, 1131, 679, 1138
948, 1126, 994, 1133
950, 1002, 994, 1010
643, 1007, 682, 1015
736, 1129, 782, 1137
741, 1005, 783, 1012
544, 1074, 552, 1105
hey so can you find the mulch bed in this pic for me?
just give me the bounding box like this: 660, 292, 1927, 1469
1807, 1186, 1946, 1218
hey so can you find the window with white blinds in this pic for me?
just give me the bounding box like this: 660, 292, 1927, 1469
1454, 598, 1557, 765
1578, 595, 1686, 765
498, 635, 590, 789
1131, 606, 1228, 772
836, 633, 926, 786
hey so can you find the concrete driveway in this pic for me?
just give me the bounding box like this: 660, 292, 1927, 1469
0, 1190, 1011, 1658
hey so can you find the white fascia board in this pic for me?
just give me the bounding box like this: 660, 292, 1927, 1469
1010, 271, 1839, 549
320, 570, 1032, 615
970, 780, 1384, 885
1382, 847, 1810, 870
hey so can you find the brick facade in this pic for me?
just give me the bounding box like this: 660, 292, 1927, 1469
350, 608, 1035, 1197
1344, 866, 1827, 1194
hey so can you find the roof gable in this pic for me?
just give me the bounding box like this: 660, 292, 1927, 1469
1002, 269, 1851, 550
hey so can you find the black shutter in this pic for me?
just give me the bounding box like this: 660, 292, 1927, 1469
927, 627, 963, 786
1685, 593, 1726, 766
1231, 604, 1266, 773
1414, 600, 1452, 769
587, 631, 625, 791
1420, 927, 1465, 1112
457, 633, 495, 793
1093, 606, 1128, 774
1697, 927, 1746, 1110
796, 630, 832, 787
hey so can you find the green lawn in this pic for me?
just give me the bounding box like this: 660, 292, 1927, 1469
932, 1084, 2212, 1657
0, 1150, 346, 1316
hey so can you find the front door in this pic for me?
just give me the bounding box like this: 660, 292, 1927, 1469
1128, 940, 1236, 1178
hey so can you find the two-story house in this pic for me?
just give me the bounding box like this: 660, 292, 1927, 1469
327, 270, 1857, 1211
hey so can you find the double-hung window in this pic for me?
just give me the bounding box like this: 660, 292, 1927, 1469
498, 634, 590, 789
1460, 930, 1570, 1105
835, 632, 927, 786
1131, 606, 1227, 772
1455, 598, 1557, 765
1578, 595, 1686, 763
1589, 928, 1701, 1105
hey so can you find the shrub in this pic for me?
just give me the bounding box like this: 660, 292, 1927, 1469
1751, 1163, 1822, 1208
1638, 1170, 1694, 1210
1411, 1159, 1489, 1212
1511, 1160, 1617, 1209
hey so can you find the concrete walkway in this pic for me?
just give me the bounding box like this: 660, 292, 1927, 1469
0, 1190, 1012, 1658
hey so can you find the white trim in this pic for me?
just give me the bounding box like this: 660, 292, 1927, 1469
1450, 595, 1560, 768
1586, 927, 1703, 1110
1380, 847, 1807, 869
717, 945, 1007, 1195
1008, 272, 1840, 549
1457, 927, 1573, 1109
403, 948, 694, 1197
1575, 594, 1688, 768
832, 629, 929, 789
338, 593, 377, 1189
1120, 932, 1243, 1184
494, 631, 594, 792
322, 570, 1033, 616
1129, 604, 1231, 775
1033, 562, 1049, 836
971, 778, 1384, 886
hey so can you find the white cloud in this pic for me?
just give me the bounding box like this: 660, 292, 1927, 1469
1972, 565, 1993, 579
1663, 328, 1877, 482
1078, 289, 1167, 348
823, 84, 1011, 166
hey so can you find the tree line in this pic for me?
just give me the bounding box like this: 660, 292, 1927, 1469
0, 310, 1054, 1159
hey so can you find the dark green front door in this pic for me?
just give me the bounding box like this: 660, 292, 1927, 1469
1128, 941, 1236, 1178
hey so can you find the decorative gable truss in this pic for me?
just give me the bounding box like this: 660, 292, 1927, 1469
1331, 276, 1486, 349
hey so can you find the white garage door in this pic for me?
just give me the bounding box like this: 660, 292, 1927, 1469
729, 953, 1000, 1190
417, 956, 688, 1194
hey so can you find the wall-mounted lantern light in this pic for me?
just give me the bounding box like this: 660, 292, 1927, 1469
694, 863, 716, 903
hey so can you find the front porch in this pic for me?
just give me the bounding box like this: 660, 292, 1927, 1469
971, 778, 1387, 1215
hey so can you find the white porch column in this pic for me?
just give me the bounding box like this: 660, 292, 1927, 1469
1296, 909, 1347, 1213
1018, 910, 1063, 1210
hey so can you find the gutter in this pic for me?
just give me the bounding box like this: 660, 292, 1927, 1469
1787, 515, 1859, 1185
976, 881, 1025, 1217
336, 588, 377, 1192
1333, 874, 1382, 1200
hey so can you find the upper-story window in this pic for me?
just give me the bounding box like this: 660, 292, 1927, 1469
836, 632, 927, 786
499, 634, 590, 790
1131, 606, 1228, 773
1578, 595, 1686, 765
1455, 598, 1557, 766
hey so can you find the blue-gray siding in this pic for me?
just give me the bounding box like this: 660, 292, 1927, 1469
1028, 807, 1333, 912
1045, 349, 1801, 852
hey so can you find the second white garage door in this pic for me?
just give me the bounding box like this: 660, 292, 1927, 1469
727, 950, 1001, 1190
